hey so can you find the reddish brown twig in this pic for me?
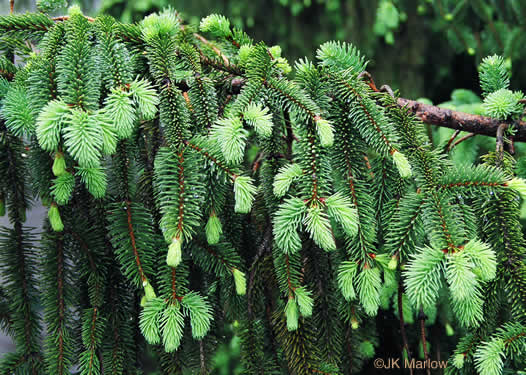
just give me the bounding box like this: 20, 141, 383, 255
193, 33, 230, 66
52, 15, 95, 22
446, 129, 461, 151
124, 201, 147, 283
449, 132, 475, 151
358, 71, 379, 92
398, 281, 414, 375
496, 123, 508, 167
418, 309, 431, 375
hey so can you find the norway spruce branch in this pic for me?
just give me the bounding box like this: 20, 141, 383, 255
107, 143, 157, 299
41, 230, 76, 375
0, 118, 43, 372
2, 6, 526, 375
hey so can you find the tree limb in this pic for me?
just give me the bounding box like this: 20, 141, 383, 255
397, 98, 526, 141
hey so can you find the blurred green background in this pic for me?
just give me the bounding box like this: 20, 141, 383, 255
5, 0, 526, 372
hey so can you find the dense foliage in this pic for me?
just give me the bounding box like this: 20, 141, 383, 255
0, 2, 525, 374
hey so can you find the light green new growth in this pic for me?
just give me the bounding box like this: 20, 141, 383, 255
243, 103, 273, 138
452, 353, 465, 369
52, 152, 66, 176
212, 117, 248, 164
36, 99, 70, 151
233, 175, 256, 213
482, 88, 524, 119
359, 340, 375, 359
446, 251, 479, 301
273, 197, 306, 254
294, 286, 313, 317
388, 256, 397, 270
356, 266, 381, 316
1, 86, 35, 136
237, 45, 253, 66
141, 11, 179, 41
232, 268, 247, 296
51, 172, 74, 205
103, 89, 136, 139
48, 203, 64, 232
392, 150, 412, 178
337, 260, 358, 300
161, 304, 184, 352
76, 166, 107, 199
326, 192, 358, 237
479, 55, 510, 95
143, 280, 157, 301
303, 205, 336, 251
506, 178, 526, 199
166, 236, 182, 268
285, 298, 299, 331
129, 78, 159, 120
205, 212, 223, 244
139, 298, 165, 345
94, 110, 118, 155
474, 338, 505, 375
199, 14, 232, 38
0, 7, 524, 375
315, 117, 334, 147
462, 239, 496, 281
404, 246, 444, 309
181, 292, 213, 339
63, 109, 103, 168
273, 163, 303, 198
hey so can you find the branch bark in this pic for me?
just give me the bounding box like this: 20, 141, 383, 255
397, 98, 526, 141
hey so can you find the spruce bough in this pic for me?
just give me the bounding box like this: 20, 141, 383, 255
0, 5, 524, 374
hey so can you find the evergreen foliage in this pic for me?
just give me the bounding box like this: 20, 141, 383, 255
0, 4, 524, 374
